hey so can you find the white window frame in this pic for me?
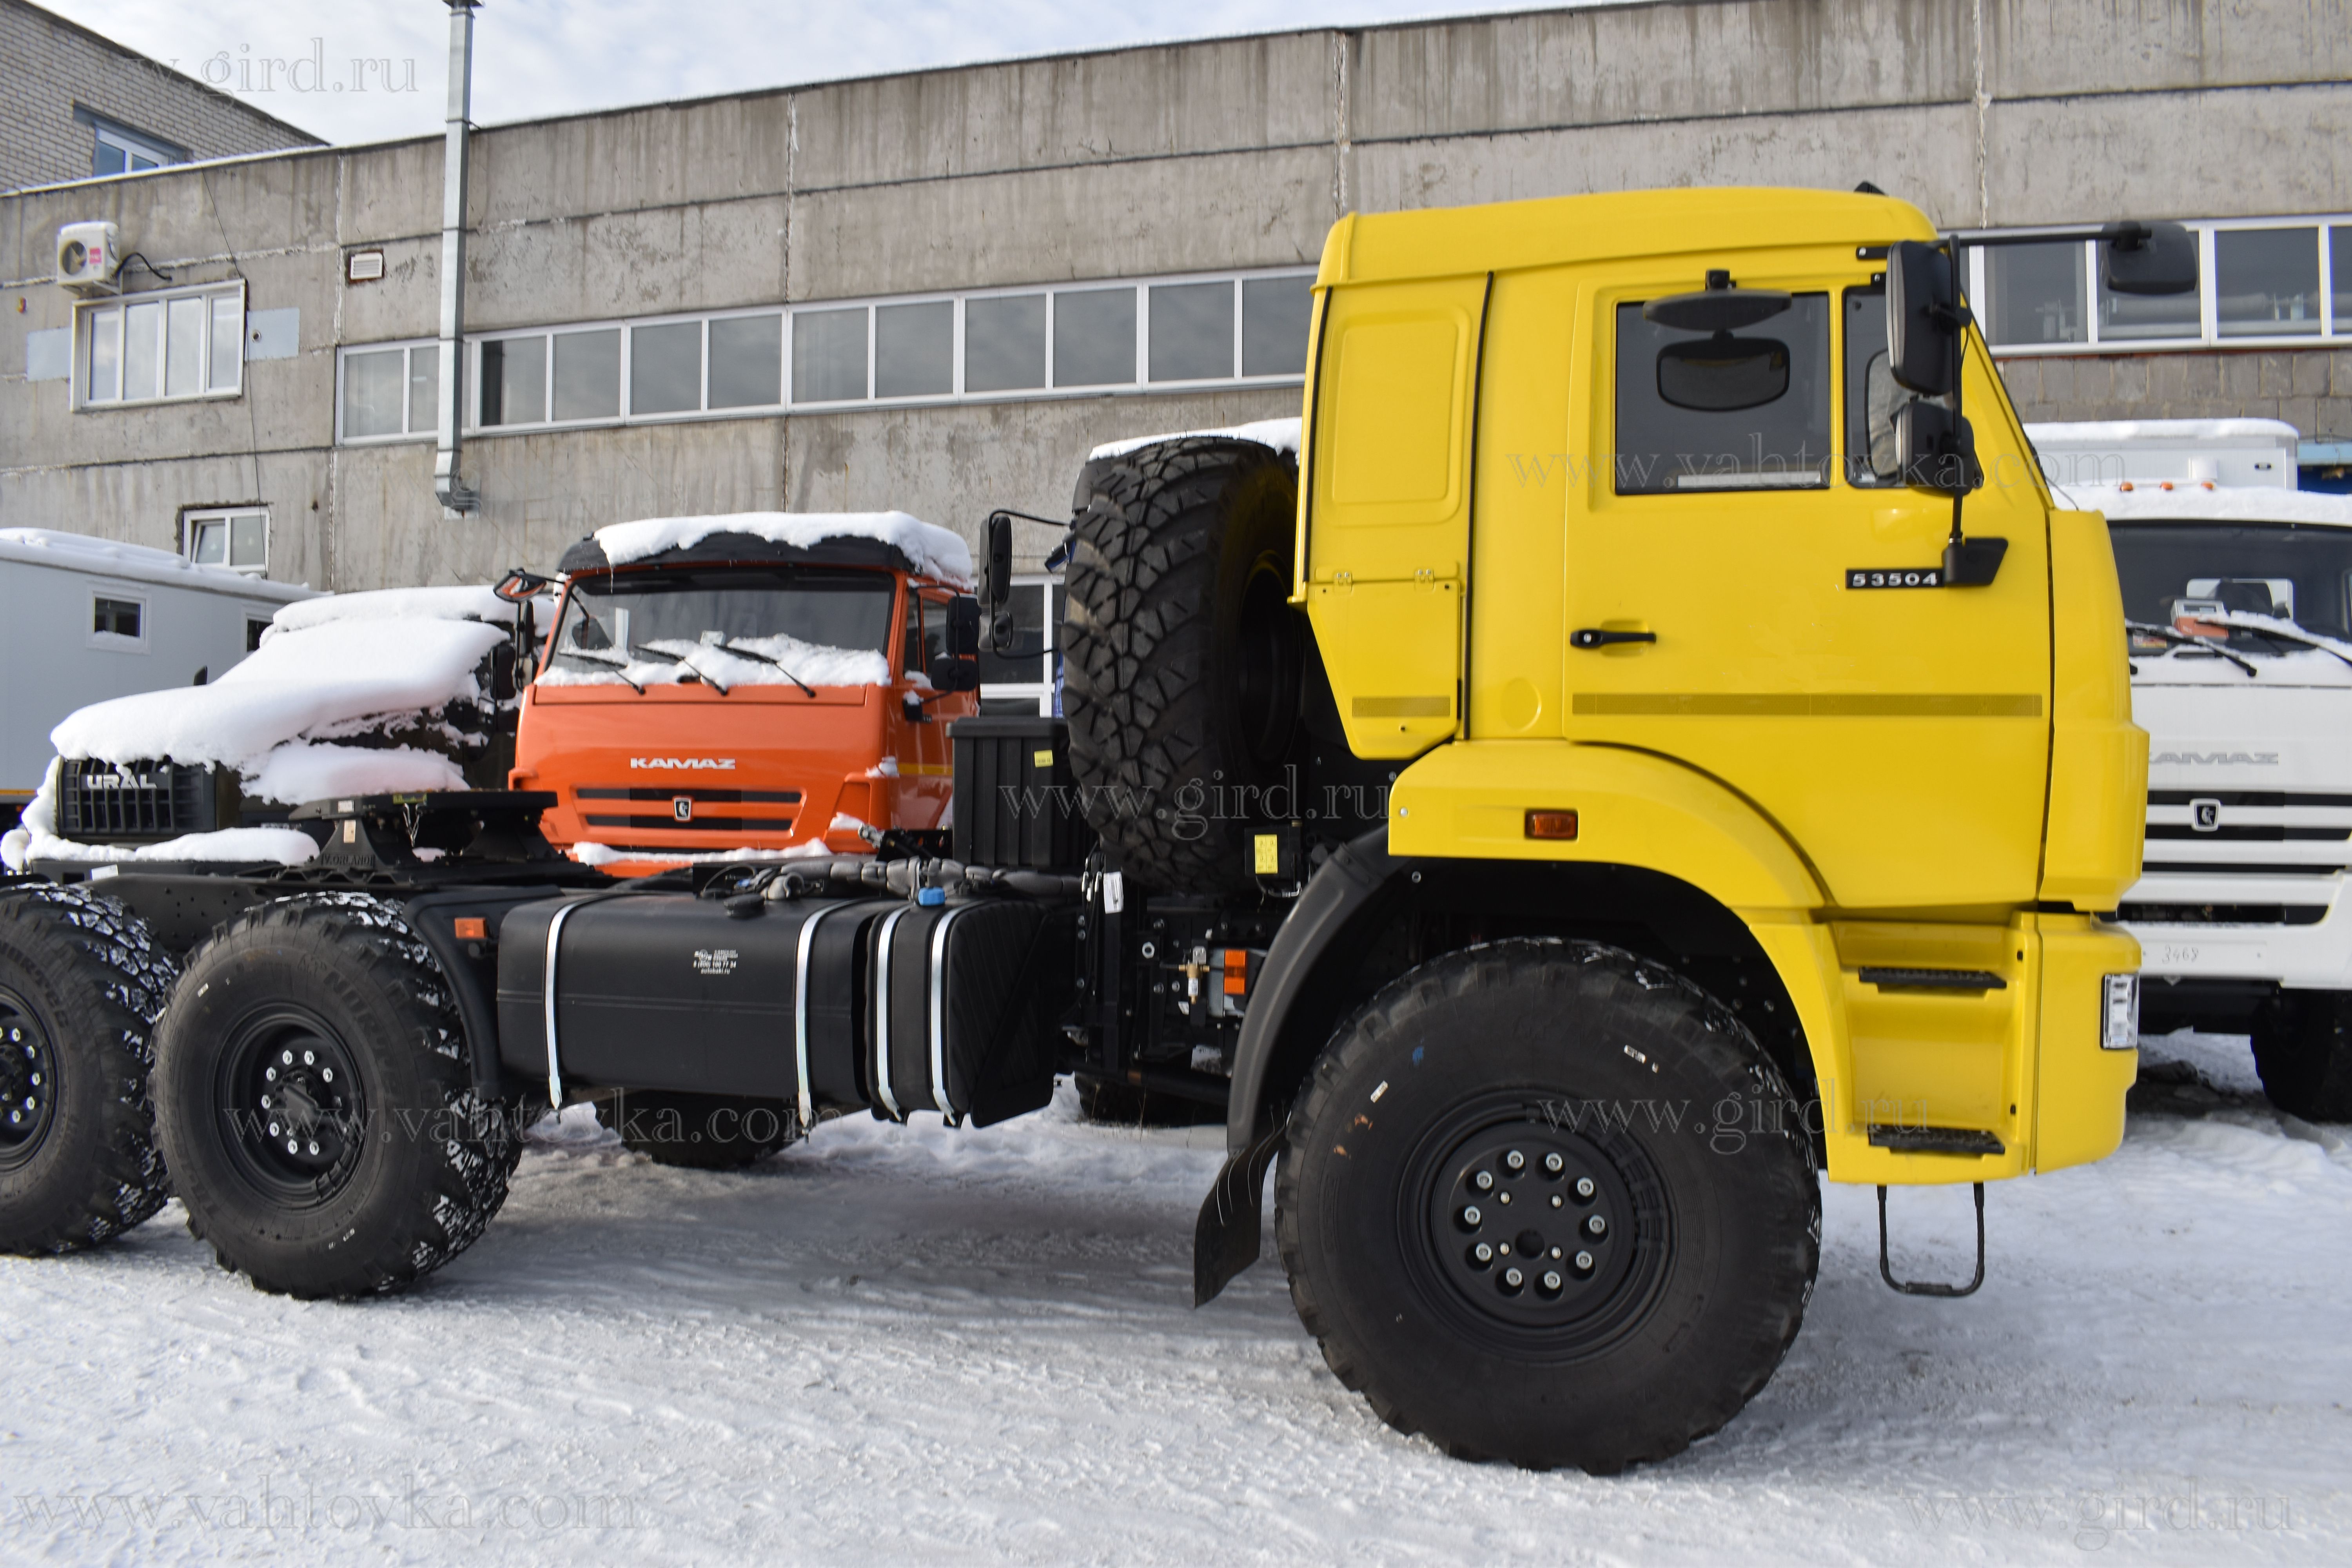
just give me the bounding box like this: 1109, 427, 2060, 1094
1978, 214, 2348, 358
333, 339, 441, 444
183, 506, 270, 576
94, 122, 180, 175
74, 281, 246, 408
333, 267, 1314, 446
88, 588, 149, 653
978, 573, 1065, 717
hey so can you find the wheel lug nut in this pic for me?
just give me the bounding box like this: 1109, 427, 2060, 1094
1574, 1250, 1595, 1272
281, 1051, 293, 1065
265, 1068, 277, 1082
303, 1051, 316, 1066
1586, 1215, 1607, 1237
1473, 1171, 1494, 1192
1544, 1152, 1564, 1174
1501, 1267, 1524, 1291
307, 1141, 320, 1156
1460, 1205, 1482, 1229
1504, 1150, 1524, 1171
285, 1140, 299, 1154
1542, 1271, 1563, 1292
1472, 1242, 1493, 1264
1575, 1176, 1596, 1200
322, 1069, 334, 1083
268, 1123, 281, 1137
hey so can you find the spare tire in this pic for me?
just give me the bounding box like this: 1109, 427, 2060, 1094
1062, 437, 1305, 895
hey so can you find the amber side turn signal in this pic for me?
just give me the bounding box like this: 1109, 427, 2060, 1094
453, 917, 488, 940
1524, 809, 1579, 840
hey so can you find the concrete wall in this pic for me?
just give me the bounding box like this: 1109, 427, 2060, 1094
2, 0, 2348, 593
0, 0, 321, 193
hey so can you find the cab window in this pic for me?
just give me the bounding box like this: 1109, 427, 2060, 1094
1842, 286, 1905, 486
1613, 293, 1830, 495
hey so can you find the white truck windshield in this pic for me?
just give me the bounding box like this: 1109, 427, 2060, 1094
2109, 522, 2352, 648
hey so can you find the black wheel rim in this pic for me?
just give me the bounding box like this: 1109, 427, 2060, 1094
214, 1005, 371, 1207
0, 985, 60, 1173
1399, 1090, 1673, 1360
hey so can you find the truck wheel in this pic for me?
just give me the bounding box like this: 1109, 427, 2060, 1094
151, 894, 515, 1298
611, 1089, 799, 1169
1063, 436, 1303, 894
1275, 939, 1820, 1472
0, 886, 176, 1255
2252, 992, 2352, 1123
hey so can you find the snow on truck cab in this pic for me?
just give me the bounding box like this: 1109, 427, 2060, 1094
2039, 419, 2352, 1122
0, 188, 2174, 1475
510, 511, 982, 870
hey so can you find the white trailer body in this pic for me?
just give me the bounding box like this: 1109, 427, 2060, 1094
0, 530, 314, 820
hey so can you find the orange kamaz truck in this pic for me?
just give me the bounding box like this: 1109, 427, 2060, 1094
506, 512, 983, 869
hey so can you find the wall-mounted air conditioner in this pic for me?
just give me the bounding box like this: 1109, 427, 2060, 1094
57, 221, 122, 297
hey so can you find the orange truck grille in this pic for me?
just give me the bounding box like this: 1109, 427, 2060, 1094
575, 785, 802, 836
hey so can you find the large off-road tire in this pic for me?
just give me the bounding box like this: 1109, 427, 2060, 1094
2252, 991, 2352, 1123
610, 1088, 799, 1169
1275, 939, 1820, 1473
151, 893, 516, 1298
1063, 436, 1303, 895
0, 885, 175, 1255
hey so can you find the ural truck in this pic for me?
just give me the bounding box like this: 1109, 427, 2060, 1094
0, 188, 2165, 1473
512, 511, 982, 869
2035, 421, 2352, 1122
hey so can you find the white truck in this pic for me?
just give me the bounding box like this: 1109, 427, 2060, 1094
2036, 420, 2352, 1121
0, 530, 312, 832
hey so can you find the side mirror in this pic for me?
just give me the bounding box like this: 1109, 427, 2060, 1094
983, 513, 1014, 615
1886, 240, 1964, 396
2102, 221, 2198, 296
947, 595, 981, 658
1895, 401, 1982, 495
932, 656, 981, 694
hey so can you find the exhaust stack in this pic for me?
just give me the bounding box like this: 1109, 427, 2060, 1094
434, 1, 480, 515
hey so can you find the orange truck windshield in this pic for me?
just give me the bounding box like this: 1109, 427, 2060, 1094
543, 566, 900, 689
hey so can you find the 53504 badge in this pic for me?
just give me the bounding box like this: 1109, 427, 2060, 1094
1847, 567, 1942, 589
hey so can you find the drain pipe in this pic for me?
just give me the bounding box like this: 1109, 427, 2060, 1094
434, 0, 480, 515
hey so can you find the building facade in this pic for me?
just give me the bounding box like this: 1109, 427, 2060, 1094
1, 0, 2348, 601
0, 0, 321, 192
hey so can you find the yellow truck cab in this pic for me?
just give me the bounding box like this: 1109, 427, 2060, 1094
1302, 187, 2145, 1184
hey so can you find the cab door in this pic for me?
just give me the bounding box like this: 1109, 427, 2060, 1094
1556, 265, 2052, 911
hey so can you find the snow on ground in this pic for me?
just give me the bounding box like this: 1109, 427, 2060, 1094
4, 1047, 2350, 1566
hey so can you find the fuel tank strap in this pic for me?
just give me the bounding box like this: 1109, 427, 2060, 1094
872, 907, 914, 1118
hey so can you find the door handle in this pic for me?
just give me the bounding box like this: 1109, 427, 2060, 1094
1571, 628, 1657, 650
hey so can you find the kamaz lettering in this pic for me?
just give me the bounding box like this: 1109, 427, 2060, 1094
628, 757, 737, 771
2149, 752, 2280, 767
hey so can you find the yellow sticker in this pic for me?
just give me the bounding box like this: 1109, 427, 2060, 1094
1033, 750, 1054, 768
1254, 834, 1280, 873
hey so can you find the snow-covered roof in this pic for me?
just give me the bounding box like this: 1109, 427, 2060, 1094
2056, 483, 2352, 526
0, 528, 316, 602
586, 512, 973, 586
2026, 418, 2301, 447
265, 584, 525, 639
1089, 417, 1302, 463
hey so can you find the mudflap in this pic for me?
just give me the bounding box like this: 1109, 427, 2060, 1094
1193, 1114, 1289, 1307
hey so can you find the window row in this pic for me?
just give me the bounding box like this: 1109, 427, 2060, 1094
336, 269, 1316, 443
1976, 220, 2351, 351
77, 283, 245, 405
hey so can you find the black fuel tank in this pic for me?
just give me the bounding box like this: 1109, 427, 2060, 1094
495, 893, 895, 1104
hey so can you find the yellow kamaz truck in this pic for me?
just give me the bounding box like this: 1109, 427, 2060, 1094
0, 188, 2169, 1475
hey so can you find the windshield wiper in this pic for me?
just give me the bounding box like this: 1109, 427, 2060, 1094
708, 638, 817, 699
631, 642, 731, 695
556, 647, 646, 693
2201, 613, 2352, 673
2124, 621, 2258, 677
